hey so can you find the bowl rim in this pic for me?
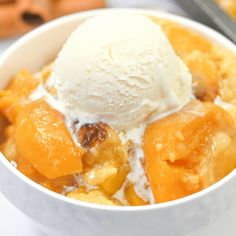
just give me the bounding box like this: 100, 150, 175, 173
1, 8, 236, 212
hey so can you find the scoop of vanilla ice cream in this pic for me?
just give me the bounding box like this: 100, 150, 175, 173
53, 14, 192, 130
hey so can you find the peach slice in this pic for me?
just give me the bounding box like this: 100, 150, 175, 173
78, 122, 130, 195
144, 100, 236, 203
16, 154, 77, 193
67, 187, 120, 206
6, 70, 40, 98
185, 51, 219, 101
14, 99, 83, 179
125, 184, 149, 206
0, 125, 17, 161
0, 123, 76, 193
151, 19, 212, 57
0, 70, 41, 123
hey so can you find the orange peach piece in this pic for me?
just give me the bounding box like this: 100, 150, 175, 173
14, 99, 83, 179
16, 154, 76, 193
144, 100, 235, 203
185, 52, 219, 101
0, 125, 16, 161
125, 184, 149, 206
0, 90, 22, 122
150, 18, 219, 102
100, 164, 130, 195
7, 70, 40, 98
0, 70, 40, 122
211, 131, 236, 181
151, 18, 212, 57
16, 153, 45, 182
0, 124, 76, 193
80, 123, 130, 195
67, 187, 120, 206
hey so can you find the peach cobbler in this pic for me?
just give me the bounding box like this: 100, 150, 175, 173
1, 14, 236, 206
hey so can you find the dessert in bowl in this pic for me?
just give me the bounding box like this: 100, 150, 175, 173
0, 9, 236, 236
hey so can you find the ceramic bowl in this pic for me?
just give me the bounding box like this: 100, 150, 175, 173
0, 9, 236, 236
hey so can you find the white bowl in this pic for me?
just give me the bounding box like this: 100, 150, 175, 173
0, 9, 236, 236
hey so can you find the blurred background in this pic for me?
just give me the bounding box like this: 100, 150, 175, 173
0, 0, 235, 40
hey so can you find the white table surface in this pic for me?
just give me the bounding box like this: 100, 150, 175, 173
0, 0, 236, 235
